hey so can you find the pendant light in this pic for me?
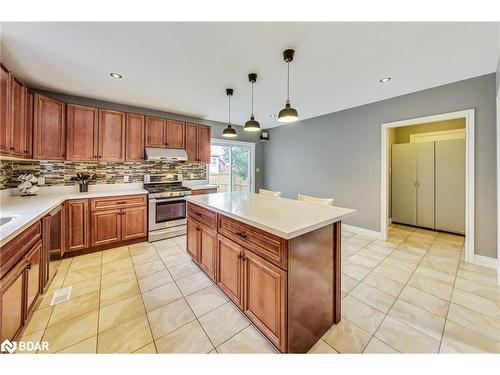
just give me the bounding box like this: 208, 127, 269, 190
278, 49, 299, 123
222, 88, 237, 138
244, 73, 261, 132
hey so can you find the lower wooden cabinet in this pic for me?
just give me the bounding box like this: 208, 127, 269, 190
66, 199, 90, 252
121, 206, 147, 241
91, 209, 122, 247
243, 248, 287, 352
0, 261, 25, 342
186, 218, 217, 281
217, 235, 244, 309
25, 241, 42, 316
186, 217, 199, 260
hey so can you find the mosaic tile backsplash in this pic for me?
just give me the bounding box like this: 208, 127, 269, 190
0, 159, 207, 190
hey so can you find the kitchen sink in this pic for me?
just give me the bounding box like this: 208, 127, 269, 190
0, 216, 17, 226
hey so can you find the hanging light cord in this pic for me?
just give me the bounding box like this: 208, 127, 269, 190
251, 82, 254, 116
228, 93, 231, 125
286, 62, 290, 102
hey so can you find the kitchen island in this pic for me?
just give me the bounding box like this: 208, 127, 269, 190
185, 192, 355, 353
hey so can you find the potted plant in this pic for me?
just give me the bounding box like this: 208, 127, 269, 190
70, 173, 97, 192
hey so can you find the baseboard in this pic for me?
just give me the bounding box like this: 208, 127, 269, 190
342, 224, 384, 240
472, 254, 498, 270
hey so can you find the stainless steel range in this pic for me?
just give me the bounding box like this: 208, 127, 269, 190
144, 174, 192, 242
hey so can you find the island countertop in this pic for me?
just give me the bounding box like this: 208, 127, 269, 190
186, 191, 356, 239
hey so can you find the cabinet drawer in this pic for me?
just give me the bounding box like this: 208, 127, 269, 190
218, 215, 287, 270
0, 221, 42, 278
187, 202, 216, 229
90, 194, 147, 211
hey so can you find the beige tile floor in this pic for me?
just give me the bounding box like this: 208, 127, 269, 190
19, 224, 500, 354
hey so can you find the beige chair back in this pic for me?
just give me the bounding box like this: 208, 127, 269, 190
298, 193, 334, 206
259, 188, 282, 197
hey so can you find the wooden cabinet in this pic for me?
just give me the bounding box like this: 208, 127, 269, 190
33, 94, 66, 160
25, 241, 42, 316
145, 116, 166, 147
199, 225, 217, 281
166, 119, 185, 149
66, 104, 98, 161
89, 195, 147, 249
192, 188, 218, 196
186, 218, 199, 260
125, 113, 145, 161
243, 248, 287, 352
0, 261, 25, 342
9, 76, 26, 158
217, 235, 244, 308
23, 90, 33, 158
121, 206, 147, 241
91, 209, 121, 247
66, 199, 90, 252
185, 123, 211, 163
0, 63, 10, 155
98, 109, 126, 162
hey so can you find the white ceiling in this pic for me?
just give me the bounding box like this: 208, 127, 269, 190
1, 22, 499, 129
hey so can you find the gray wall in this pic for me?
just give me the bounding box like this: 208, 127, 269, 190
34, 90, 264, 191
264, 73, 497, 258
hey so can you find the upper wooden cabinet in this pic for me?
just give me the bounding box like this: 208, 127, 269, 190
23, 90, 34, 158
126, 113, 145, 161
33, 93, 66, 160
0, 63, 11, 155
66, 104, 98, 161
9, 76, 26, 158
145, 116, 186, 149
98, 109, 126, 162
185, 123, 211, 163
166, 119, 185, 149
145, 116, 166, 147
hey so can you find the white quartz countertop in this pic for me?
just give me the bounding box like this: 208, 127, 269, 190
186, 192, 356, 239
0, 185, 148, 247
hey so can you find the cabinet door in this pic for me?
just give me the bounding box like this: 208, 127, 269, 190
0, 261, 25, 342
121, 206, 147, 241
66, 104, 98, 161
199, 224, 217, 281
66, 199, 89, 252
33, 94, 66, 160
91, 209, 122, 247
145, 116, 166, 147
166, 119, 185, 149
0, 63, 10, 154
125, 113, 145, 161
98, 109, 126, 162
23, 90, 33, 158
9, 77, 25, 157
416, 141, 435, 229
197, 124, 211, 163
217, 236, 244, 308
243, 249, 287, 352
185, 123, 198, 162
25, 241, 42, 316
186, 218, 199, 261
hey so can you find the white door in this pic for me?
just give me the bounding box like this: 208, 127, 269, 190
435, 138, 465, 234
416, 142, 435, 229
209, 139, 255, 193
391, 143, 417, 226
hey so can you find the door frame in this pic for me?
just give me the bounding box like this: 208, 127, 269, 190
381, 109, 475, 263
210, 138, 256, 193
497, 92, 500, 284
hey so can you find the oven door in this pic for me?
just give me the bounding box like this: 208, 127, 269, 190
149, 197, 187, 231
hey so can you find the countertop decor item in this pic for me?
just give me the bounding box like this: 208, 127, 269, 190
70, 173, 97, 192
17, 174, 40, 196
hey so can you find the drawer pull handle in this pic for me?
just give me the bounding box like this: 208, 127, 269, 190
236, 231, 247, 238
196, 227, 201, 231
116, 201, 127, 204
194, 212, 202, 216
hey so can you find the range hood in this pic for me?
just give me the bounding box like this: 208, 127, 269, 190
145, 147, 188, 161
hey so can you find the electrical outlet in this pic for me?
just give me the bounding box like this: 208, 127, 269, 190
38, 176, 46, 186
124, 175, 129, 183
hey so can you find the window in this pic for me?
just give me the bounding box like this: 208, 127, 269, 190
209, 139, 255, 193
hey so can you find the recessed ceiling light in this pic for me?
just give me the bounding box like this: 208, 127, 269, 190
110, 73, 123, 79
379, 77, 391, 83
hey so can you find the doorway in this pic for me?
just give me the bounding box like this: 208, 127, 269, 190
381, 109, 475, 262
209, 138, 255, 194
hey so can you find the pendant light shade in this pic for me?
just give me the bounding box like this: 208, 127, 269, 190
223, 88, 237, 138
244, 73, 261, 132
278, 49, 299, 123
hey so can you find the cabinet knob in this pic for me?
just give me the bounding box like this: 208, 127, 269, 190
27, 262, 32, 270
9, 146, 15, 151
236, 231, 247, 239
196, 227, 201, 231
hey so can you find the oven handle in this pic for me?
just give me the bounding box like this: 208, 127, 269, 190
149, 197, 187, 203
